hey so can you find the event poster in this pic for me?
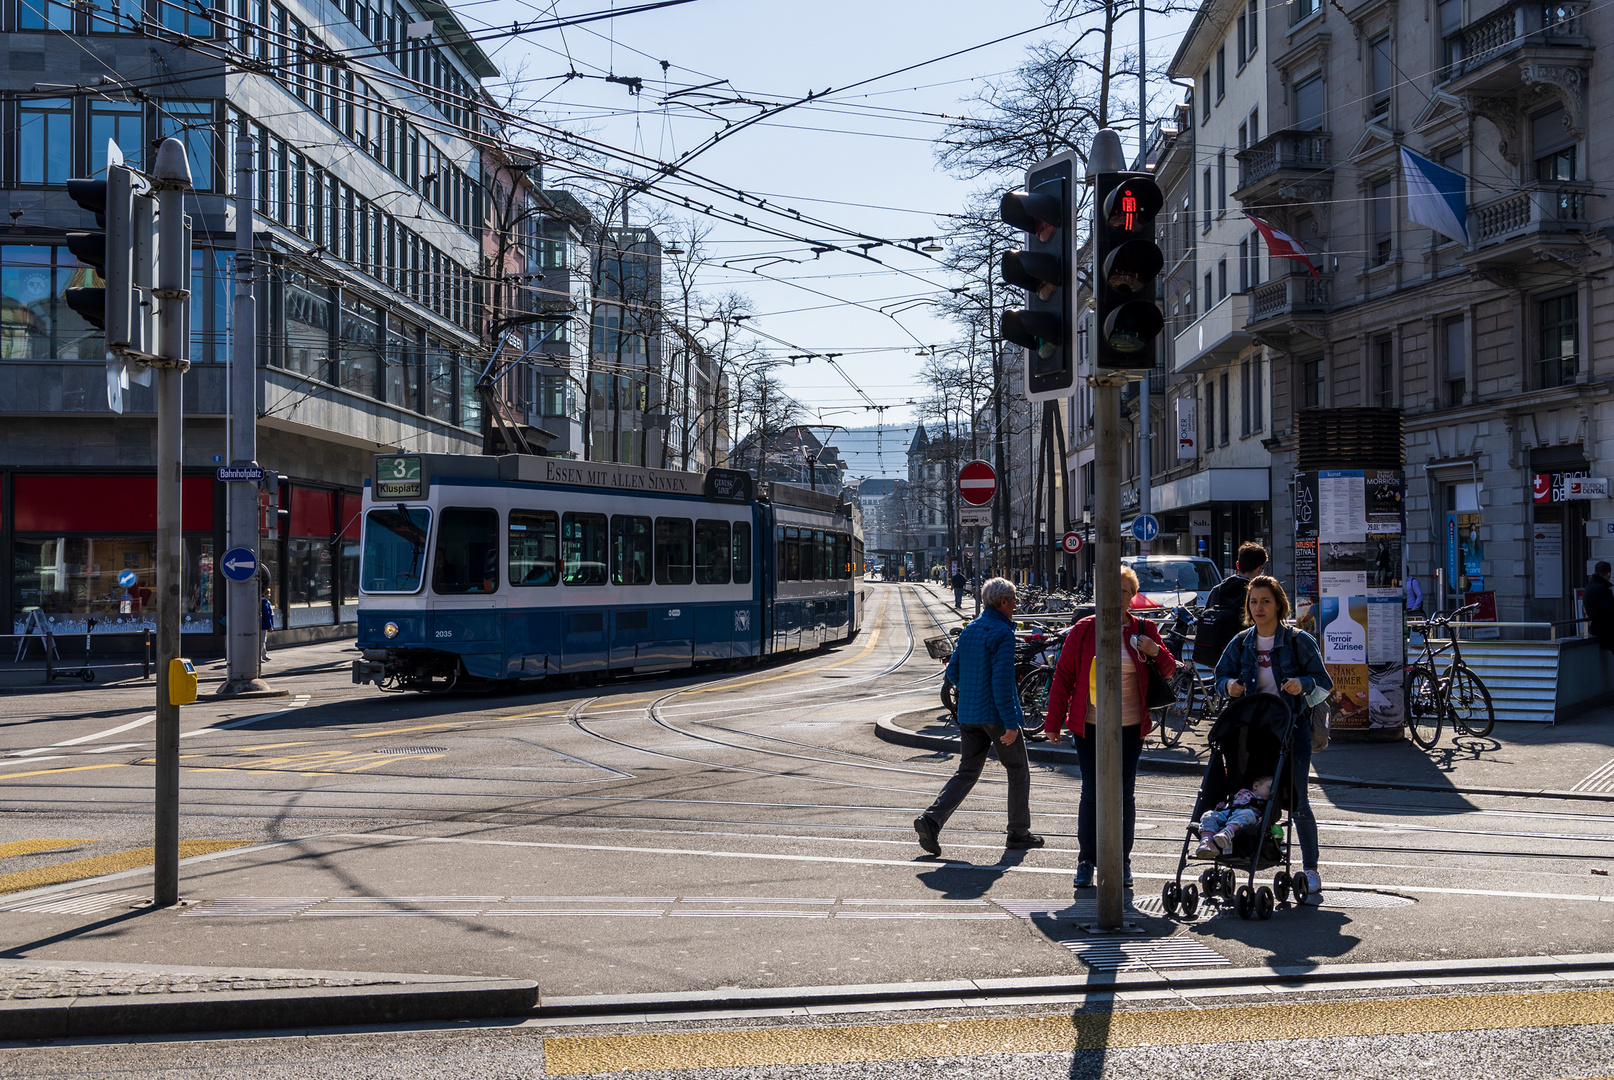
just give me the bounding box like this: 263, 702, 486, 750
1326, 663, 1371, 730
1318, 470, 1367, 543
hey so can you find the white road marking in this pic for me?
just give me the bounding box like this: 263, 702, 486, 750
181, 695, 312, 737
7, 713, 155, 756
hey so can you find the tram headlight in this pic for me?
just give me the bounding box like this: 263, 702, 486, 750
383, 621, 399, 639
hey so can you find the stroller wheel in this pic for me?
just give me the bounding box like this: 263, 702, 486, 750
1180, 883, 1199, 918
1161, 882, 1181, 916
1292, 873, 1311, 906
1273, 871, 1292, 903
1256, 886, 1275, 920
1198, 868, 1216, 891
1235, 884, 1255, 919
1221, 868, 1237, 899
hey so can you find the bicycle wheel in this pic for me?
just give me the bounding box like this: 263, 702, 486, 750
1018, 669, 1051, 730
1154, 668, 1194, 748
1405, 665, 1442, 749
941, 678, 958, 716
1446, 663, 1496, 737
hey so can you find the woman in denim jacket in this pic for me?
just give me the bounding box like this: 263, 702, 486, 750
1212, 575, 1332, 902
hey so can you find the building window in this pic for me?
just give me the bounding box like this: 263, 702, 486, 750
17, 0, 74, 29
1533, 105, 1578, 181
1248, 1, 1258, 54
1375, 336, 1394, 407
1252, 354, 1264, 431
1247, 230, 1261, 288
163, 0, 212, 34
1538, 292, 1578, 388
1294, 73, 1325, 130
1204, 271, 1213, 312
1238, 13, 1247, 66
1370, 32, 1393, 118
1292, 0, 1318, 23
89, 100, 143, 174
1238, 238, 1250, 291
1219, 372, 1231, 445
1216, 47, 1226, 99
1238, 121, 1248, 152
1443, 316, 1466, 405
1202, 168, 1212, 231
1201, 70, 1212, 123
1301, 355, 1325, 408
1217, 151, 1227, 211
1249, 107, 1259, 141
2, 244, 106, 360
1240, 359, 1252, 437
1371, 178, 1393, 265
18, 98, 72, 185
1217, 258, 1228, 300
1204, 379, 1215, 451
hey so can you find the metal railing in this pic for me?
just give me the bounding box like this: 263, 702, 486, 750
1236, 130, 1331, 190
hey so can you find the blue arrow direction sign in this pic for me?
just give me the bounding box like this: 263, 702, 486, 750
1130, 514, 1160, 542
220, 547, 259, 583
216, 465, 265, 482
117, 569, 138, 589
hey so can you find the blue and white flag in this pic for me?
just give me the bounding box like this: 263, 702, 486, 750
1400, 147, 1468, 244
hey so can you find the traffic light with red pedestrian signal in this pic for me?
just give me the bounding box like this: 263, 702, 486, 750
1091, 171, 1165, 373
999, 152, 1077, 402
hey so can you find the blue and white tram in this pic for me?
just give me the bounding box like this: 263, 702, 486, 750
352, 453, 864, 690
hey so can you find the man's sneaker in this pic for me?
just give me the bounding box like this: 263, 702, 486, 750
1073, 861, 1094, 889
1006, 832, 1045, 849
1213, 829, 1235, 852
1302, 869, 1323, 903
1193, 839, 1218, 860
1124, 861, 1134, 887
913, 816, 941, 856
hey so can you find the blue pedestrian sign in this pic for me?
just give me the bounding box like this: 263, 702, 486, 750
220, 547, 259, 583
117, 569, 138, 589
1131, 515, 1161, 542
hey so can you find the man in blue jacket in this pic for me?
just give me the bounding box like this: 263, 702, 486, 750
914, 577, 1043, 856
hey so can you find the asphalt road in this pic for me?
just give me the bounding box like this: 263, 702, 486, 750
2, 582, 1613, 1075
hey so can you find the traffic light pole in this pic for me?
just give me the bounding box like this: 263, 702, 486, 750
1092, 377, 1127, 930
151, 139, 192, 908
219, 135, 272, 698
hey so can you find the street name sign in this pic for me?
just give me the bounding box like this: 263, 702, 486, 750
216, 465, 265, 482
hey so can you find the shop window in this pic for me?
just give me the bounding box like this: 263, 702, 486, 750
561, 512, 607, 585
11, 536, 213, 634
695, 520, 731, 585
286, 488, 335, 625
655, 518, 693, 586
611, 514, 652, 586
338, 493, 361, 616
509, 510, 559, 586
733, 521, 752, 584
432, 507, 498, 594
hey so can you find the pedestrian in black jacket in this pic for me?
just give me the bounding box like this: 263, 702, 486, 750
1586, 561, 1614, 653
951, 569, 967, 609
1195, 542, 1267, 670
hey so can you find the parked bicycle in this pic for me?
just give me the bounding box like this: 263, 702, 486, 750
1404, 603, 1496, 749
1152, 605, 1229, 748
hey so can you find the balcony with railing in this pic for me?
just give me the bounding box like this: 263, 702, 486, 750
1244, 273, 1332, 333
1234, 130, 1332, 202
1439, 1, 1591, 91
1466, 182, 1593, 263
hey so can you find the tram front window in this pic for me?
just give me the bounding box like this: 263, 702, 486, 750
361, 507, 431, 593
432, 507, 499, 594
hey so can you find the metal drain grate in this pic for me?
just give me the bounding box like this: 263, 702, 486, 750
1318, 890, 1416, 909
374, 746, 447, 755
1060, 934, 1230, 971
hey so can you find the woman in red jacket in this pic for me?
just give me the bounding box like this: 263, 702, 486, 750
1044, 565, 1176, 890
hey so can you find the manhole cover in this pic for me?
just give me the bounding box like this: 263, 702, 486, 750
1320, 890, 1415, 909
375, 746, 448, 755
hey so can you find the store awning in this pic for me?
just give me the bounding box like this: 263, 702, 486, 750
1152, 468, 1270, 513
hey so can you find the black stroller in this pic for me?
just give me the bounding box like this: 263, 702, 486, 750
1161, 692, 1308, 920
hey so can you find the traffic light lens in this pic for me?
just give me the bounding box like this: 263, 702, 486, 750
1103, 241, 1165, 295
1104, 180, 1163, 234
1102, 301, 1165, 354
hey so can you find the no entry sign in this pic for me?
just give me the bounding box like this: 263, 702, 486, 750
958, 460, 997, 506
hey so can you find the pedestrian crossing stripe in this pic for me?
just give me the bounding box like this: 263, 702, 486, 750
1571, 757, 1614, 793
5, 891, 146, 915
1058, 933, 1230, 971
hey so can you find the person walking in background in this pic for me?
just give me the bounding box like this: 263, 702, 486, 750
1194, 542, 1266, 672
1405, 571, 1424, 615
260, 587, 274, 663
1585, 561, 1614, 653
951, 567, 967, 610
1044, 565, 1177, 891
914, 577, 1043, 856
1213, 576, 1332, 902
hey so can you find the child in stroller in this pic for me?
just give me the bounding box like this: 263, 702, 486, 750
1193, 775, 1273, 858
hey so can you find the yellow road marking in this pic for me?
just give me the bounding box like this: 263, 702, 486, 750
542, 989, 1614, 1073
340, 753, 440, 773
494, 709, 567, 721
0, 763, 130, 782
349, 722, 467, 739
0, 840, 251, 895
0, 839, 95, 861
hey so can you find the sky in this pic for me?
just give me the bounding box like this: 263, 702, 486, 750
455, 0, 1192, 435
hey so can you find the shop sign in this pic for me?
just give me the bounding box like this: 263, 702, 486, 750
1533, 471, 1589, 503
1564, 476, 1609, 499
1176, 398, 1197, 459
1189, 511, 1211, 536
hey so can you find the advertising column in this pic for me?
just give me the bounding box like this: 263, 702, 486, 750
1294, 467, 1406, 736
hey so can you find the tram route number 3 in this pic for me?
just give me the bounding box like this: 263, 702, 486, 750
377, 456, 423, 500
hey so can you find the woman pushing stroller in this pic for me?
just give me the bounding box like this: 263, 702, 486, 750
1211, 575, 1332, 901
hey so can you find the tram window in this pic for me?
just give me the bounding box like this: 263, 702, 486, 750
784, 527, 800, 581
655, 518, 694, 585
611, 515, 653, 586
733, 521, 752, 584
561, 512, 608, 585
836, 533, 849, 579
432, 507, 499, 595
361, 506, 431, 593
695, 520, 731, 585
509, 510, 559, 587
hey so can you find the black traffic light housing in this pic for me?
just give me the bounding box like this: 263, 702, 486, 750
999, 152, 1076, 401
64, 166, 135, 348
1092, 172, 1166, 373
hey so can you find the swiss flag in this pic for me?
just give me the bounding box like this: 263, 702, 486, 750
1246, 215, 1320, 278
